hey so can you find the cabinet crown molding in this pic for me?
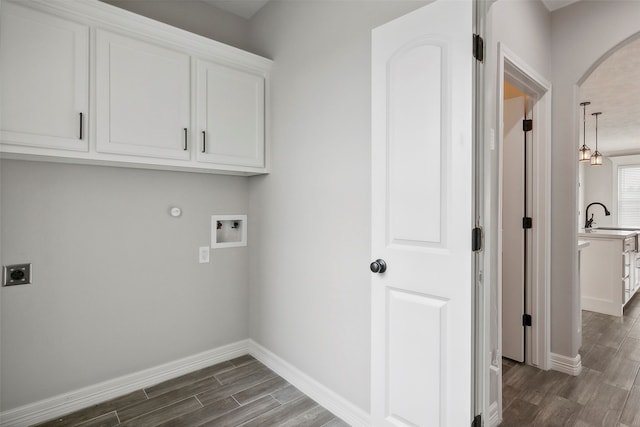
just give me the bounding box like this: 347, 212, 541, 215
25, 0, 272, 72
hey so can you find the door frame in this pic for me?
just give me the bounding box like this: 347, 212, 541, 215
495, 42, 552, 420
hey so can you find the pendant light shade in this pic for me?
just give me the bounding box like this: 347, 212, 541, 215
591, 112, 603, 166
579, 101, 591, 162
579, 145, 592, 162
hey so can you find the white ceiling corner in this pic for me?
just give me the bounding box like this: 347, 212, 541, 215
540, 0, 581, 12
201, 0, 269, 19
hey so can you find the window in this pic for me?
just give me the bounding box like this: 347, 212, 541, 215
618, 165, 640, 227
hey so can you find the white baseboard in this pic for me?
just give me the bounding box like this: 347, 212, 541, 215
0, 340, 250, 427
248, 339, 371, 427
581, 296, 622, 317
2, 339, 369, 427
549, 352, 582, 376
487, 401, 500, 427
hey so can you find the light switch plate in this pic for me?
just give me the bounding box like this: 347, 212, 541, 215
199, 247, 210, 263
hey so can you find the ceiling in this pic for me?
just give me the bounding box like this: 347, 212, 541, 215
202, 0, 582, 20
580, 37, 640, 156
201, 0, 580, 22
201, 0, 269, 19
504, 81, 527, 100
540, 0, 581, 11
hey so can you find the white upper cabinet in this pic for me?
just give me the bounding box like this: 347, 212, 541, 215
0, 2, 89, 151
0, 0, 271, 175
96, 30, 191, 160
196, 60, 265, 168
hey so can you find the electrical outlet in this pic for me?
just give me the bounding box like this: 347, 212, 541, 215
199, 246, 210, 263
3, 263, 32, 286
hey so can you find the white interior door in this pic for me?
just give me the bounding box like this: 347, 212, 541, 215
502, 96, 525, 362
371, 1, 473, 425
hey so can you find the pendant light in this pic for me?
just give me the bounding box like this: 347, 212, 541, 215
578, 101, 591, 162
591, 112, 603, 166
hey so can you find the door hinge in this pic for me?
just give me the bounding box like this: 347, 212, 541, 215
472, 414, 482, 427
522, 217, 533, 229
473, 34, 484, 62
523, 119, 533, 132
523, 314, 532, 326
472, 227, 483, 252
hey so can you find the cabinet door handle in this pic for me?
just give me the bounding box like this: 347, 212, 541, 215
183, 128, 188, 151
201, 131, 206, 153
79, 112, 83, 140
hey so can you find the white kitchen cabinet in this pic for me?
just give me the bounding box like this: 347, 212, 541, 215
579, 231, 638, 316
635, 253, 640, 296
0, 1, 89, 151
96, 29, 191, 161
196, 60, 265, 168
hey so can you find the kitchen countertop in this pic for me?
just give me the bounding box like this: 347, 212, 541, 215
579, 228, 638, 239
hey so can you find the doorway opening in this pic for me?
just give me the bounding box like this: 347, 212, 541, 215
493, 43, 552, 425
501, 81, 534, 364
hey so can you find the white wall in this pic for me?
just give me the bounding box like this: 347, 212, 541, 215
0, 1, 253, 412
582, 157, 614, 228
550, 0, 640, 358
247, 0, 427, 412
0, 161, 250, 410
484, 0, 551, 409
100, 0, 252, 52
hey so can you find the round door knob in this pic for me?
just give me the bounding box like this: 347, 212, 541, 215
370, 259, 387, 273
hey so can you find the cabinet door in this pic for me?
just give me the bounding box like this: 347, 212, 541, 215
196, 60, 265, 168
0, 2, 89, 151
96, 30, 191, 160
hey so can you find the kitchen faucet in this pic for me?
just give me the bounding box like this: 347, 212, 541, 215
584, 202, 611, 228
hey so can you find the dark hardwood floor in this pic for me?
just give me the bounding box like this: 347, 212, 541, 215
501, 294, 640, 426
46, 295, 640, 427
33, 355, 349, 427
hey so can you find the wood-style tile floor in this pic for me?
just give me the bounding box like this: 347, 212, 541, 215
501, 294, 640, 426
34, 355, 349, 427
